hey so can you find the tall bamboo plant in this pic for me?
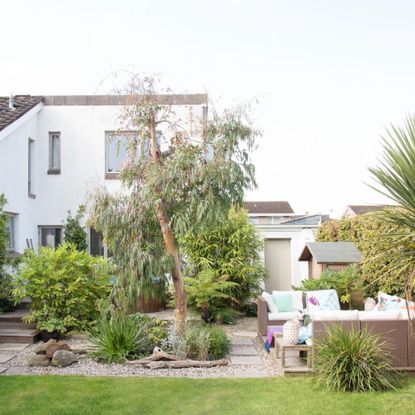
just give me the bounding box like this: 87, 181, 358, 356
369, 115, 415, 299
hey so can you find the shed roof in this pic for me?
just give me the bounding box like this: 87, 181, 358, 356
298, 242, 362, 264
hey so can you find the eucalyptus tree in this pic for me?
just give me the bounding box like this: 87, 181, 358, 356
89, 75, 259, 331
369, 115, 415, 299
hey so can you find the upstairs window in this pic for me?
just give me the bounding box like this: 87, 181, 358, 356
48, 132, 61, 174
39, 226, 62, 248
28, 138, 35, 198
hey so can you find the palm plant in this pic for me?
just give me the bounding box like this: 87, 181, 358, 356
369, 115, 415, 298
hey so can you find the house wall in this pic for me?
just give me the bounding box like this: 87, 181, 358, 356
255, 225, 317, 289
0, 101, 205, 252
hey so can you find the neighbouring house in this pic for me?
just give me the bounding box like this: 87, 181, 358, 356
0, 94, 208, 255
245, 201, 329, 290
298, 241, 362, 279
342, 204, 393, 218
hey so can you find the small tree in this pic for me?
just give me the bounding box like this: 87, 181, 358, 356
89, 75, 259, 331
63, 207, 87, 251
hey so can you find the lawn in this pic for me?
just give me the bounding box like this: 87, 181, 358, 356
1, 376, 414, 415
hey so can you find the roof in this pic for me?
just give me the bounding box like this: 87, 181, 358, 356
244, 201, 294, 214
298, 242, 362, 264
281, 214, 330, 226
0, 95, 42, 132
346, 204, 391, 216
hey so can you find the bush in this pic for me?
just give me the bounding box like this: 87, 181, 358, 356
13, 243, 112, 333
89, 313, 147, 363
313, 325, 397, 392
296, 265, 361, 307
0, 272, 15, 313
182, 208, 266, 316
181, 323, 230, 360
63, 208, 88, 251
129, 313, 168, 355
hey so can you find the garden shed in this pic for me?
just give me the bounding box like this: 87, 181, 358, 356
298, 241, 362, 279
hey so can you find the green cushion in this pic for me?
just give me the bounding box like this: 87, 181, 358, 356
272, 293, 293, 312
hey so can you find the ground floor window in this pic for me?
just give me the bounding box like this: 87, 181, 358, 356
89, 228, 104, 257
39, 226, 62, 248
5, 214, 16, 251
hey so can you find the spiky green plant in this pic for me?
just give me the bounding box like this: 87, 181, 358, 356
313, 325, 397, 392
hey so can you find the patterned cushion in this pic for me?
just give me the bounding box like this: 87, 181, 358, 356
306, 289, 340, 312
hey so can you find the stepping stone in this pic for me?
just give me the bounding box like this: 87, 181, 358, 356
233, 331, 258, 338
231, 338, 253, 346
0, 366, 7, 374
233, 368, 267, 378
0, 353, 16, 364
0, 343, 30, 351
230, 346, 257, 356
230, 355, 262, 365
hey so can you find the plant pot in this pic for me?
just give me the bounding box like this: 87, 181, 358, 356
40, 330, 63, 342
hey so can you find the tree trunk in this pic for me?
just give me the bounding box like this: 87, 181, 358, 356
149, 115, 186, 332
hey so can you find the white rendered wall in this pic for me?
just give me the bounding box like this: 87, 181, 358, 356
0, 103, 205, 252
256, 225, 317, 287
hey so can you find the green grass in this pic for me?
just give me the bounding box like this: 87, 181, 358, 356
0, 375, 414, 415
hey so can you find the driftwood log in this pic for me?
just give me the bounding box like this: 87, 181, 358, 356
128, 347, 229, 369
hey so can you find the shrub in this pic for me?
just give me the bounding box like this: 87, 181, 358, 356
63, 207, 88, 251
181, 323, 230, 360
185, 269, 239, 323
313, 325, 397, 392
296, 265, 361, 307
182, 208, 266, 315
89, 313, 147, 363
13, 243, 112, 333
0, 272, 15, 313
129, 313, 168, 355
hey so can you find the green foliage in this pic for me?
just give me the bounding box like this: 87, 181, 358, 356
129, 313, 168, 355
316, 215, 406, 298
89, 313, 147, 363
185, 269, 239, 323
0, 272, 16, 313
13, 243, 112, 333
313, 325, 397, 392
296, 265, 361, 305
63, 207, 87, 251
369, 115, 415, 298
181, 323, 230, 360
0, 194, 8, 268
182, 208, 266, 314
89, 76, 259, 316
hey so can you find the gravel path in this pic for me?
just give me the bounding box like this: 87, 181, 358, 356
0, 318, 279, 378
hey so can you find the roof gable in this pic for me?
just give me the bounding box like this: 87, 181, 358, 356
299, 242, 362, 264
0, 96, 42, 132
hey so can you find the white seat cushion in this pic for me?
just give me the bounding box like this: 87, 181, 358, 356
268, 311, 303, 321
310, 310, 359, 321
358, 311, 402, 320
261, 291, 278, 314
271, 290, 303, 313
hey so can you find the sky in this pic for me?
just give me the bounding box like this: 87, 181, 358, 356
1, 0, 415, 217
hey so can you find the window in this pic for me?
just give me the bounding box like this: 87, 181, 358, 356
48, 132, 61, 173
6, 214, 16, 251
28, 138, 35, 198
39, 227, 62, 248
89, 228, 104, 256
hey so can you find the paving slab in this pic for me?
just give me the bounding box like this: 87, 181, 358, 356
231, 338, 253, 346
230, 346, 257, 356
0, 343, 30, 351
0, 353, 16, 364
0, 365, 7, 374
230, 355, 262, 365
233, 331, 258, 338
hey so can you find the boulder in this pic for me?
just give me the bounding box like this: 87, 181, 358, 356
51, 350, 78, 368
34, 339, 57, 355
46, 341, 71, 359
28, 354, 51, 367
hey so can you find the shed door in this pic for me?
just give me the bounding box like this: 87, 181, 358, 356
264, 239, 292, 291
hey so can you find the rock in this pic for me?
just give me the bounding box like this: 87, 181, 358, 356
34, 339, 57, 355
28, 355, 51, 367
51, 350, 78, 368
46, 341, 71, 359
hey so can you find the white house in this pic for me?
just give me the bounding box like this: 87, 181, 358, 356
244, 201, 329, 289
0, 94, 208, 255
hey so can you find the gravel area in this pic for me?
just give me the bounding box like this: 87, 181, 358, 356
0, 318, 280, 378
